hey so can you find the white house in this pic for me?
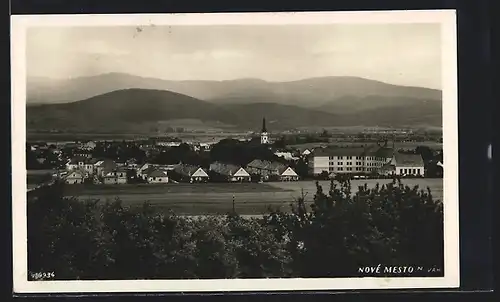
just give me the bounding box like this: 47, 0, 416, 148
63, 170, 85, 184
103, 167, 128, 184
66, 157, 100, 175
274, 151, 299, 161
209, 162, 251, 182
147, 169, 169, 183
279, 166, 299, 181
393, 153, 425, 176
172, 164, 209, 183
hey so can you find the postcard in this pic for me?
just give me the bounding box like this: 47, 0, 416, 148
11, 10, 459, 293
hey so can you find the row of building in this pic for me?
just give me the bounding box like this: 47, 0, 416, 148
62, 157, 300, 185
308, 145, 426, 176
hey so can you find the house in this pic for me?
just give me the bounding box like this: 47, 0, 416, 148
137, 163, 153, 177
94, 159, 117, 177
246, 159, 299, 181
302, 149, 312, 156
274, 151, 299, 161
209, 162, 251, 182
146, 169, 169, 183
308, 145, 395, 176
66, 157, 100, 175
392, 153, 425, 176
125, 158, 139, 169
172, 164, 209, 183
103, 167, 128, 184
63, 170, 85, 184
137, 163, 179, 180
279, 166, 300, 181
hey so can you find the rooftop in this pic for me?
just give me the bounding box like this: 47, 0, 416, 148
174, 164, 205, 176
209, 162, 244, 176
147, 169, 169, 178
312, 145, 395, 158
394, 152, 424, 166
247, 159, 288, 174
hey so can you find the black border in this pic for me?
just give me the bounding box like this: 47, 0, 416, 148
7, 0, 494, 299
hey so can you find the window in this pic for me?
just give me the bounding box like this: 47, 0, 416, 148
339, 156, 343, 160
417, 169, 421, 175
338, 162, 343, 165
338, 167, 343, 171
158, 178, 162, 181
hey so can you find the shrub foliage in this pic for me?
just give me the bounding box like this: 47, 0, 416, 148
27, 179, 443, 280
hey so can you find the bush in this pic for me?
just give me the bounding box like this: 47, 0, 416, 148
27, 178, 443, 280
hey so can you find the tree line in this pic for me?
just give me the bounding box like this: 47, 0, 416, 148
28, 178, 444, 280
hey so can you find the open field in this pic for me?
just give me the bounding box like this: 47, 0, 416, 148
63, 179, 443, 215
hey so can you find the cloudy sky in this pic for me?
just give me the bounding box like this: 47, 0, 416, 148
27, 23, 442, 89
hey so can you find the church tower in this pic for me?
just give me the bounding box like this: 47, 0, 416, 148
260, 117, 269, 144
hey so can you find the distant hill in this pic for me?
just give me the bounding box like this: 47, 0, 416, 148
27, 73, 441, 109
26, 88, 442, 133
26, 89, 236, 132
26, 88, 344, 132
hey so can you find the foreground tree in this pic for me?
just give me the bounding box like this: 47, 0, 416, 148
265, 178, 444, 277
28, 178, 443, 279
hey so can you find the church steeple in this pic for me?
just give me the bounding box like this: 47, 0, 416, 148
260, 117, 269, 144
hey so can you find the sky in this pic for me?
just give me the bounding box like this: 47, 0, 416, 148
26, 23, 442, 89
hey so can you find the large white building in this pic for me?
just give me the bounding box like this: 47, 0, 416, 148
308, 145, 395, 176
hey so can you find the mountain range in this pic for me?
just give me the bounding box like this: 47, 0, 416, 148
26, 73, 442, 131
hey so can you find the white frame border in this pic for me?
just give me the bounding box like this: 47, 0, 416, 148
11, 10, 459, 293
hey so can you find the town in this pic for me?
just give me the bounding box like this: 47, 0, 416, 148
20, 17, 451, 284
27, 118, 444, 190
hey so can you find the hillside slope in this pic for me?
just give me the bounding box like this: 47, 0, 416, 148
27, 88, 442, 132
27, 89, 235, 132
27, 73, 441, 109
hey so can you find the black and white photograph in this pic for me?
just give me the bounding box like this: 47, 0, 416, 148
11, 11, 459, 293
